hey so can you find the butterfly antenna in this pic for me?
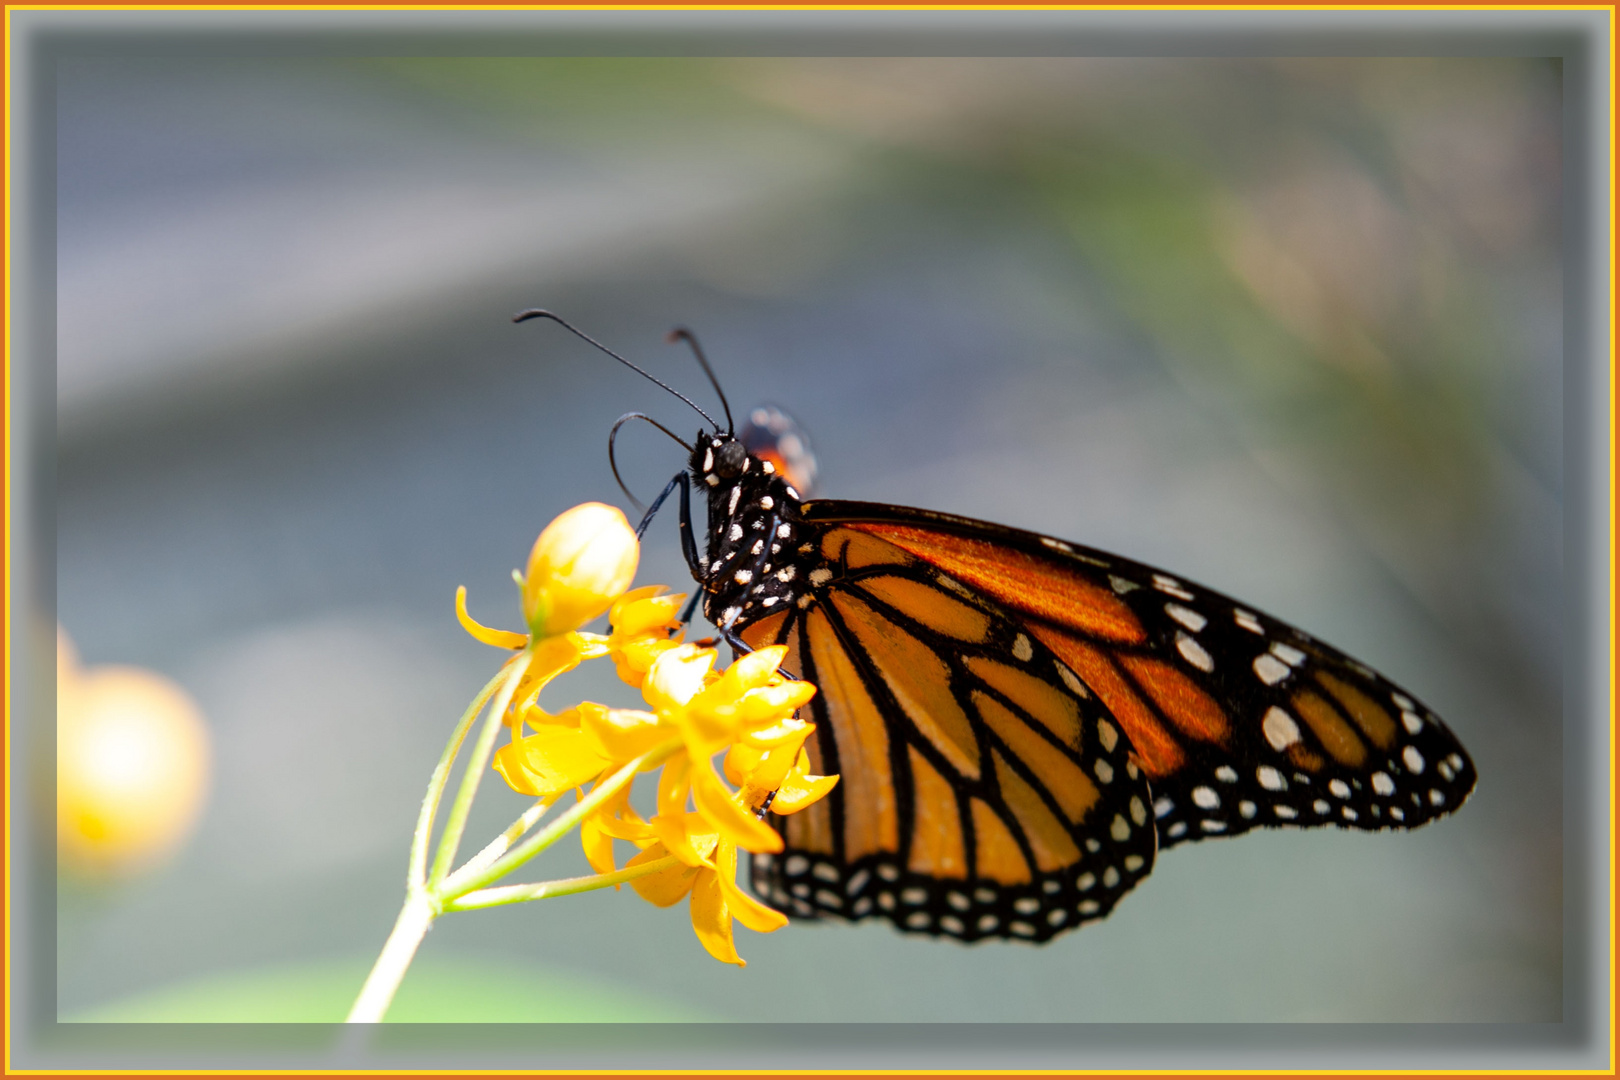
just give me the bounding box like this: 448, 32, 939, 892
514, 309, 720, 431
609, 411, 693, 511
665, 327, 733, 435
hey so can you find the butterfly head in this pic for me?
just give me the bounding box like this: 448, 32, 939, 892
689, 406, 817, 501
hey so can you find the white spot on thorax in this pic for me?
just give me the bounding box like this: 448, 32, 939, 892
734, 569, 753, 584
777, 566, 796, 582
728, 486, 741, 515
702, 448, 714, 472
760, 495, 774, 510
729, 523, 744, 542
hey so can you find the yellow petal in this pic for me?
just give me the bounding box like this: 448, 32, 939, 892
689, 869, 744, 966
726, 646, 789, 691
723, 743, 766, 786
740, 714, 815, 749
579, 702, 668, 761
611, 592, 686, 638
737, 680, 817, 725
772, 770, 840, 815
741, 725, 815, 792
491, 728, 608, 797
455, 586, 528, 650
691, 760, 783, 854
581, 812, 618, 876
644, 645, 716, 712
713, 841, 789, 933
628, 843, 700, 907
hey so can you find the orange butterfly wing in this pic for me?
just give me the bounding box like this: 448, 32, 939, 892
739, 523, 1157, 943
799, 502, 1477, 850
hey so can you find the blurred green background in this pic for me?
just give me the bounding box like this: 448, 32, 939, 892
55, 55, 1562, 1023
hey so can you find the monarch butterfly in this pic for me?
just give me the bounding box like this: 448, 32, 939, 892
520, 310, 1478, 944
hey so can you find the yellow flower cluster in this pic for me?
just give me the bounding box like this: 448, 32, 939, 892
460, 502, 838, 966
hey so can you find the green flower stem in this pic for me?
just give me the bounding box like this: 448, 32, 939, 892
346, 888, 434, 1023
443, 854, 682, 913
446, 796, 553, 886
426, 647, 533, 889
407, 657, 520, 889
439, 739, 683, 901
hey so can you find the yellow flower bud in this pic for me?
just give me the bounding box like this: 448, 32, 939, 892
522, 503, 640, 637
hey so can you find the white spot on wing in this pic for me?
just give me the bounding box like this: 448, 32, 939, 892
1040, 537, 1072, 553
809, 568, 833, 586
1191, 786, 1220, 809
1371, 772, 1396, 796
1257, 765, 1286, 790
1012, 634, 1033, 662
1165, 603, 1207, 632
1056, 664, 1091, 699
1153, 574, 1194, 600
1176, 633, 1214, 672
1270, 642, 1306, 666
1109, 575, 1140, 595
1234, 609, 1263, 634
1254, 654, 1291, 685
1262, 706, 1301, 750
1403, 746, 1425, 774
1097, 719, 1117, 752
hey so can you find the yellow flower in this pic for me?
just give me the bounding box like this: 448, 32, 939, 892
626, 814, 789, 967
605, 586, 687, 688
57, 644, 211, 879
521, 502, 639, 638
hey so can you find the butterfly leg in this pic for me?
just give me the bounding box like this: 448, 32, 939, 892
635, 470, 705, 584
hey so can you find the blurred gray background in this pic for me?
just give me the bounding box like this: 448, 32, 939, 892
53, 52, 1564, 1024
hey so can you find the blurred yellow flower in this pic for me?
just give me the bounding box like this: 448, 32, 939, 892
57, 629, 211, 878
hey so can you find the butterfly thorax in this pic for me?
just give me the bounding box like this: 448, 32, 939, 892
689, 433, 820, 631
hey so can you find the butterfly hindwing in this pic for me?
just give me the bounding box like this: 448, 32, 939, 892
797, 502, 1479, 850
741, 526, 1158, 943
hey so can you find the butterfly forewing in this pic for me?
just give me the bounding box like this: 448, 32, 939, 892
800, 502, 1479, 850
741, 525, 1157, 943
